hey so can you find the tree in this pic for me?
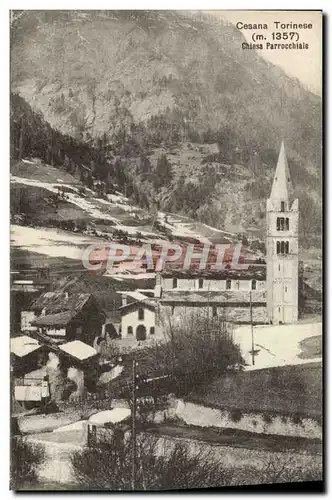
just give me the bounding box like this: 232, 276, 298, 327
153, 154, 173, 190
70, 433, 231, 491
144, 313, 242, 396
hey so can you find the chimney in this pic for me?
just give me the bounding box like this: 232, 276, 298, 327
122, 293, 127, 307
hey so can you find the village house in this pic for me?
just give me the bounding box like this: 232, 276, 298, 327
118, 291, 157, 341
29, 291, 104, 346
10, 335, 48, 377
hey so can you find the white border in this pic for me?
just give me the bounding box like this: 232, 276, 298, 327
1, 1, 328, 498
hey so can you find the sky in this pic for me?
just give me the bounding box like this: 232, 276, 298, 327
217, 10, 322, 95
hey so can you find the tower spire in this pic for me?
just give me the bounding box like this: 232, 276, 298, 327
269, 140, 293, 203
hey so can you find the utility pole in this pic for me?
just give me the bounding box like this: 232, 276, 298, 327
131, 358, 137, 491
249, 291, 255, 366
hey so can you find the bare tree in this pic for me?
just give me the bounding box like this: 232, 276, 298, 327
70, 433, 232, 491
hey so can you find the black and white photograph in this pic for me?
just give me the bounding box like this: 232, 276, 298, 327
9, 9, 323, 491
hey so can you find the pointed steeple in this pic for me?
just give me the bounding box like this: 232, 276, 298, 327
269, 141, 293, 204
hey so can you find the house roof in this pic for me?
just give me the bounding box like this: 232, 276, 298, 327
119, 299, 156, 314
10, 335, 42, 358
31, 311, 73, 328
31, 292, 92, 316
160, 289, 266, 304
59, 340, 98, 361
160, 265, 266, 280
31, 292, 64, 311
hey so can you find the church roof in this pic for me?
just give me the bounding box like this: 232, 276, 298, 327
269, 141, 293, 203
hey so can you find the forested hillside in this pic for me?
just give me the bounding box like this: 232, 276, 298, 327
10, 10, 322, 246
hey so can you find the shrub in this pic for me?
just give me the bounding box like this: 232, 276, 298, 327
70, 433, 232, 491
144, 313, 242, 397
229, 409, 243, 423
262, 413, 273, 425
10, 437, 45, 490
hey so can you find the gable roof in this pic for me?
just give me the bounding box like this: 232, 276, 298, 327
59, 340, 98, 361
119, 299, 156, 315
31, 292, 92, 316
11, 335, 42, 357
31, 311, 73, 328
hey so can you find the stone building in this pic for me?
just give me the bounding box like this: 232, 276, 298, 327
266, 141, 299, 324
155, 141, 299, 330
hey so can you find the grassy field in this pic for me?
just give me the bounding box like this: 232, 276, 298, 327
190, 362, 322, 421
11, 159, 80, 184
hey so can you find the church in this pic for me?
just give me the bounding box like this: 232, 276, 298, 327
154, 141, 299, 330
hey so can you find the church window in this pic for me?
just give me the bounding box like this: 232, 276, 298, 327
278, 264, 281, 271
281, 201, 285, 212
286, 218, 289, 230
226, 279, 231, 290
172, 278, 178, 289
138, 308, 144, 320
277, 218, 281, 231
198, 278, 204, 289
281, 241, 285, 254
280, 218, 285, 231
251, 279, 257, 290
285, 241, 289, 254
276, 241, 281, 254
285, 286, 288, 292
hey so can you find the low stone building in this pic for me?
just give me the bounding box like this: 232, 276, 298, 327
155, 266, 268, 332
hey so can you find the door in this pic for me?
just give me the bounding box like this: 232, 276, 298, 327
136, 325, 146, 341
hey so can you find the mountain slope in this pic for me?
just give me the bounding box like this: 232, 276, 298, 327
10, 10, 322, 245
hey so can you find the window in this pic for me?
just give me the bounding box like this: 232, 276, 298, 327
226, 279, 231, 290
171, 306, 175, 315
285, 286, 288, 293
251, 279, 256, 290
212, 307, 217, 317
198, 278, 204, 289
278, 264, 281, 271
172, 278, 178, 289
150, 326, 155, 335
285, 241, 289, 254
127, 326, 133, 335
138, 308, 144, 320
281, 201, 285, 212
277, 217, 288, 231
277, 241, 289, 255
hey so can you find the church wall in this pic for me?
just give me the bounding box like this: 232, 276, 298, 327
161, 277, 266, 292
157, 304, 268, 332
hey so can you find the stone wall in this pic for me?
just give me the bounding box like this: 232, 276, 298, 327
157, 399, 322, 440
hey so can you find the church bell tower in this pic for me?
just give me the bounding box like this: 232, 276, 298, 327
266, 141, 299, 324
